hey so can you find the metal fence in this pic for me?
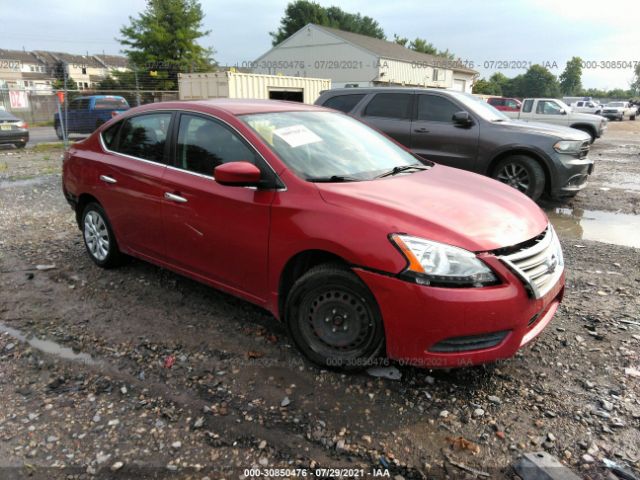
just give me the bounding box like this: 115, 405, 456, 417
1, 86, 179, 147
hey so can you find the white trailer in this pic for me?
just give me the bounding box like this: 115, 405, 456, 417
178, 71, 331, 104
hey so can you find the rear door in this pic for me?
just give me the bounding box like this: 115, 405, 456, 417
410, 93, 480, 170
95, 112, 173, 260
357, 93, 413, 146
160, 112, 274, 302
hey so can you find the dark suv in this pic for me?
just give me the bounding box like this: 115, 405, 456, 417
316, 88, 593, 200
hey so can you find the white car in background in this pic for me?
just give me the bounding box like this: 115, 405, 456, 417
570, 100, 603, 115
601, 101, 636, 121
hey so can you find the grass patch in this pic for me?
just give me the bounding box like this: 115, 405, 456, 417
28, 142, 65, 152
31, 120, 55, 127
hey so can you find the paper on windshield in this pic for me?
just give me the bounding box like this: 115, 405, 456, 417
273, 125, 322, 148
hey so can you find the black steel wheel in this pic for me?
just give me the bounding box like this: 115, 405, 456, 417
286, 264, 385, 370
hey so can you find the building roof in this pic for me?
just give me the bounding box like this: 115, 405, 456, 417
312, 24, 477, 75
94, 55, 129, 69
0, 49, 42, 64
33, 51, 104, 68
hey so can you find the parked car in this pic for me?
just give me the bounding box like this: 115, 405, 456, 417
486, 97, 522, 112
0, 110, 29, 148
316, 88, 593, 200
601, 101, 636, 121
570, 100, 603, 115
62, 99, 565, 370
503, 98, 607, 142
55, 95, 130, 139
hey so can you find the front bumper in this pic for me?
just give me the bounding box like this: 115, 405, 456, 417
0, 129, 29, 145
552, 153, 594, 196
602, 112, 623, 120
355, 257, 564, 368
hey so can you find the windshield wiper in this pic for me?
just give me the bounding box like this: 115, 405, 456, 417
375, 164, 430, 179
307, 175, 361, 183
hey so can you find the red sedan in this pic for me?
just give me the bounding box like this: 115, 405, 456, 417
62, 99, 565, 369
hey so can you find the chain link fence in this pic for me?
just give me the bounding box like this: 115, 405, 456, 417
1, 65, 187, 147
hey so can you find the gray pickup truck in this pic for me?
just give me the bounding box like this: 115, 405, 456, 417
316, 88, 594, 200
504, 98, 607, 142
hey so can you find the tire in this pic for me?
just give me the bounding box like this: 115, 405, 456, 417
492, 155, 545, 200
573, 126, 595, 144
14, 142, 26, 149
632, 115, 636, 121
285, 264, 385, 371
81, 202, 123, 268
55, 123, 63, 140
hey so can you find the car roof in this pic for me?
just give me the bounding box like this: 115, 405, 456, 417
321, 87, 461, 95
125, 99, 331, 116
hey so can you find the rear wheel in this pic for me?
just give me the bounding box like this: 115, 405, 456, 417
81, 202, 123, 268
285, 264, 385, 370
492, 155, 546, 200
14, 142, 26, 149
55, 123, 63, 140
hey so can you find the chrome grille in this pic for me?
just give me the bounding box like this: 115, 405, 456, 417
498, 226, 564, 299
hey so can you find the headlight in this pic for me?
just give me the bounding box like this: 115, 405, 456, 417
390, 234, 498, 287
553, 140, 583, 154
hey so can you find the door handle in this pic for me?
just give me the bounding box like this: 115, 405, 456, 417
413, 127, 430, 133
99, 175, 117, 184
164, 192, 188, 203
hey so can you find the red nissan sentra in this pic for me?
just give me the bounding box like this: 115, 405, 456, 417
62, 99, 565, 370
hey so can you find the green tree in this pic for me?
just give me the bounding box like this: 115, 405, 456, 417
119, 0, 215, 90
630, 63, 640, 96
519, 65, 561, 98
271, 0, 384, 45
472, 78, 501, 95
393, 34, 408, 47
559, 57, 583, 95
406, 38, 455, 59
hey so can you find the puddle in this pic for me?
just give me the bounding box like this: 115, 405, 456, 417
546, 208, 640, 248
0, 322, 98, 365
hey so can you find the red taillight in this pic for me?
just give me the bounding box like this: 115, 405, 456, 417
15, 121, 28, 129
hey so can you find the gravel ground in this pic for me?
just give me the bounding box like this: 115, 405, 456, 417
0, 123, 639, 479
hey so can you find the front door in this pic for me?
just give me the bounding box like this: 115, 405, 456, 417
410, 93, 480, 171
161, 113, 274, 302
358, 92, 413, 146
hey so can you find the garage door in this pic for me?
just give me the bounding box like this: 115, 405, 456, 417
452, 79, 466, 92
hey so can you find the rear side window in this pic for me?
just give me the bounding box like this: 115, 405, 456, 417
101, 122, 121, 149
113, 113, 172, 163
417, 95, 461, 122
523, 99, 534, 113
364, 93, 412, 119
94, 97, 129, 110
322, 94, 365, 113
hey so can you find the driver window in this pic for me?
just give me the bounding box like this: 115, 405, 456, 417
417, 95, 461, 122
176, 114, 257, 177
537, 100, 562, 115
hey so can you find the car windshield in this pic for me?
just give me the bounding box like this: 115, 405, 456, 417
94, 97, 129, 110
240, 111, 426, 181
451, 92, 510, 121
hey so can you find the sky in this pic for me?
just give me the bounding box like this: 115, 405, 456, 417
1, 0, 639, 90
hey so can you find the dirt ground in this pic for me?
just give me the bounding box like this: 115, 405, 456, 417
0, 122, 639, 480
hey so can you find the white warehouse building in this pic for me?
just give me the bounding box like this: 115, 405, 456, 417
252, 24, 477, 92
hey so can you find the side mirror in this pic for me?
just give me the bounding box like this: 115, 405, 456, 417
560, 109, 567, 115
214, 161, 261, 187
452, 111, 473, 127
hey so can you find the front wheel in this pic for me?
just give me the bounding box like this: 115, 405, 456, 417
55, 123, 63, 140
285, 264, 385, 370
492, 155, 546, 200
81, 202, 124, 268
14, 142, 26, 149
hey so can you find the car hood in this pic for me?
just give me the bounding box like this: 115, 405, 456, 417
316, 165, 548, 252
501, 120, 591, 140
